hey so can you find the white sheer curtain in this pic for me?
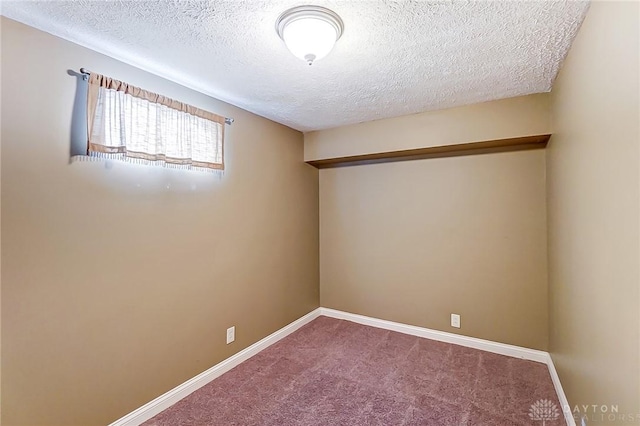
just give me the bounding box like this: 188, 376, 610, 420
87, 73, 225, 172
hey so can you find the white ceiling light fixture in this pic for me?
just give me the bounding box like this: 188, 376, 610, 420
276, 5, 344, 66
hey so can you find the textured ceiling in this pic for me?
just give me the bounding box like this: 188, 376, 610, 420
1, 1, 589, 131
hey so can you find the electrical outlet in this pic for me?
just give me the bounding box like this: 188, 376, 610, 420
451, 314, 461, 328
226, 326, 235, 344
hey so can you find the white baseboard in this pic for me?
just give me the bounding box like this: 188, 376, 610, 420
320, 307, 549, 363
110, 306, 572, 426
108, 308, 321, 426
546, 353, 576, 426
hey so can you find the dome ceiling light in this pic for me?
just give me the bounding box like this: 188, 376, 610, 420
276, 5, 344, 66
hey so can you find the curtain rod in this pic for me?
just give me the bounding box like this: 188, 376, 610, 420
79, 68, 234, 125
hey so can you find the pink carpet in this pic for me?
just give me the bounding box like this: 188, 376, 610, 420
143, 316, 561, 425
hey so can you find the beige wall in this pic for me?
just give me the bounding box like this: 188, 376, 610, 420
320, 149, 548, 350
0, 16, 3, 425
548, 2, 640, 422
305, 93, 551, 161
1, 18, 319, 426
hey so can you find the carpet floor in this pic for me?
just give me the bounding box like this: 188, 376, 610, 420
143, 316, 561, 425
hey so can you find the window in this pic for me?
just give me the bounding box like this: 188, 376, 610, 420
86, 72, 226, 172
